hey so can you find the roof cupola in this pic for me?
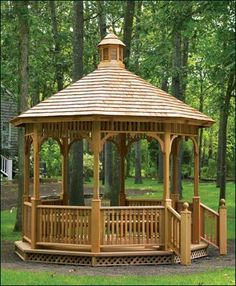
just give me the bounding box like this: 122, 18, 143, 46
97, 27, 125, 68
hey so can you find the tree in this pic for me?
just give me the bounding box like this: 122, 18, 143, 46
123, 0, 135, 67
14, 0, 29, 231
49, 1, 64, 91
69, 1, 84, 206
133, 1, 142, 184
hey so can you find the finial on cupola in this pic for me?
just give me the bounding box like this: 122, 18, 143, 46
97, 26, 125, 68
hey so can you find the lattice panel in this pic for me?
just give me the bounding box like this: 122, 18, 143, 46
94, 255, 172, 266
191, 248, 208, 260
173, 255, 180, 264
26, 253, 91, 265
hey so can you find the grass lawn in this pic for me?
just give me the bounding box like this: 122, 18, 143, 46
1, 268, 235, 285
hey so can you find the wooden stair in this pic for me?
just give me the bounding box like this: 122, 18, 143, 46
15, 240, 209, 267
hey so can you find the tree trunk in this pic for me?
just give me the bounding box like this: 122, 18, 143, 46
69, 0, 84, 205
111, 146, 120, 206
218, 72, 235, 200
98, 0, 106, 39
97, 1, 113, 197
49, 1, 63, 91
14, 0, 29, 232
134, 1, 142, 185
216, 81, 225, 187
123, 0, 135, 67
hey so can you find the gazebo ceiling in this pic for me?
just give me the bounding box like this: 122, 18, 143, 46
11, 30, 214, 128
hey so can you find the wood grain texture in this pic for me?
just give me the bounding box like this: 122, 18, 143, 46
12, 66, 214, 126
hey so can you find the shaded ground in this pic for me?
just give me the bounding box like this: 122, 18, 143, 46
1, 240, 235, 276
1, 181, 235, 276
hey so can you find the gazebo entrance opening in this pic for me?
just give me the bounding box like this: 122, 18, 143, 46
12, 29, 227, 267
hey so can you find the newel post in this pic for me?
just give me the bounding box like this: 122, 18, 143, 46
219, 199, 227, 255
180, 202, 191, 265
91, 121, 101, 253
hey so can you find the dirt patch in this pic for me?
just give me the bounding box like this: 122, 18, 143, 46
1, 181, 235, 276
1, 240, 235, 276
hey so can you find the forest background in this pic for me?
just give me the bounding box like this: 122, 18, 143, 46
1, 1, 235, 229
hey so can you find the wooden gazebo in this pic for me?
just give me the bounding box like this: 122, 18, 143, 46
11, 29, 227, 266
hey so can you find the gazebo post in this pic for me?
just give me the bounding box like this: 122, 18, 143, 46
163, 125, 171, 250
91, 121, 101, 253
31, 124, 41, 249
119, 133, 126, 206
171, 138, 180, 209
61, 137, 69, 205
23, 136, 31, 203
192, 138, 200, 244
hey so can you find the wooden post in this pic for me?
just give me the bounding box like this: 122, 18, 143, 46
23, 136, 31, 203
163, 128, 171, 201
164, 199, 172, 250
171, 138, 180, 208
119, 134, 126, 206
61, 137, 69, 205
31, 125, 41, 249
180, 202, 191, 265
91, 121, 101, 253
192, 196, 200, 244
194, 145, 199, 197
219, 199, 227, 255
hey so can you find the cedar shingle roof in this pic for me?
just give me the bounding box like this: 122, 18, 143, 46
12, 65, 214, 126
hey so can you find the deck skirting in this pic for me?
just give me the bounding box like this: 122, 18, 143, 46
15, 241, 208, 267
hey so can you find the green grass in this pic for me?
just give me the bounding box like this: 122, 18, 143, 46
1, 208, 21, 241
1, 268, 235, 285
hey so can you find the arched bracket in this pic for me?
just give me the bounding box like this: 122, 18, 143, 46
189, 136, 199, 155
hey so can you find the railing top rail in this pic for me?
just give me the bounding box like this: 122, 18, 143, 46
37, 205, 92, 210
200, 203, 219, 217
167, 205, 181, 220
24, 202, 32, 207
126, 198, 162, 202
1, 154, 10, 161
101, 206, 164, 210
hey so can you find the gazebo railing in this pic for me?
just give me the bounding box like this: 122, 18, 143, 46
36, 205, 91, 246
23, 201, 32, 242
126, 198, 162, 207
200, 203, 219, 247
167, 206, 181, 255
100, 206, 165, 247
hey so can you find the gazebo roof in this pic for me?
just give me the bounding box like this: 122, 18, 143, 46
11, 30, 214, 128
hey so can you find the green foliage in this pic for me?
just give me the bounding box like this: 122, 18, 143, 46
1, 268, 235, 285
83, 153, 102, 182
1, 1, 235, 182
40, 138, 61, 178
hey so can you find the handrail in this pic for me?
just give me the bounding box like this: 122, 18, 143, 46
167, 205, 181, 255
200, 203, 219, 247
24, 201, 32, 207
167, 205, 181, 220
1, 155, 12, 180
37, 205, 91, 209
200, 203, 219, 217
101, 205, 164, 210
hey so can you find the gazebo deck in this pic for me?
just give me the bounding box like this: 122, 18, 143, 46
16, 197, 223, 266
